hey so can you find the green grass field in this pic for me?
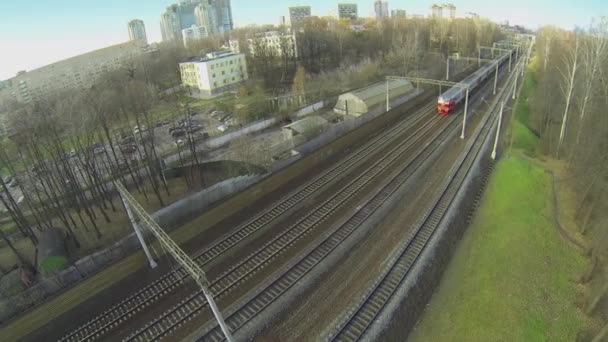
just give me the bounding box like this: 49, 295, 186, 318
409, 156, 586, 341
409, 57, 586, 341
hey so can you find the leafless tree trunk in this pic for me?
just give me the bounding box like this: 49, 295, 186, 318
556, 35, 579, 159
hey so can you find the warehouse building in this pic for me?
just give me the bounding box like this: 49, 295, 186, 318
282, 116, 328, 141
333, 79, 415, 117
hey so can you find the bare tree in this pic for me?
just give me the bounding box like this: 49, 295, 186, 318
556, 33, 580, 159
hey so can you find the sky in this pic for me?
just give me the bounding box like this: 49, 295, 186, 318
0, 0, 604, 80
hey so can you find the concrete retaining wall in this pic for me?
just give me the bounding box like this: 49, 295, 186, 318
0, 174, 262, 324
294, 100, 325, 118
204, 118, 277, 149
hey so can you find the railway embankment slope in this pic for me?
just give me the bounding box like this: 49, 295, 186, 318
409, 61, 590, 341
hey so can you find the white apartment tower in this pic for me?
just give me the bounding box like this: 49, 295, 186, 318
338, 3, 358, 20
288, 6, 312, 26
374, 1, 389, 19
182, 25, 209, 48
128, 19, 148, 45
161, 0, 233, 42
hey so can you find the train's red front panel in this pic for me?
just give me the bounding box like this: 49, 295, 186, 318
437, 100, 453, 115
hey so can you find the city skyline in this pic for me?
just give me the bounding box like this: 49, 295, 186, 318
0, 0, 604, 80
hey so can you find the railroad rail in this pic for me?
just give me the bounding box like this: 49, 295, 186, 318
197, 61, 515, 342
58, 102, 434, 342
123, 106, 447, 341
327, 62, 520, 342
196, 112, 464, 342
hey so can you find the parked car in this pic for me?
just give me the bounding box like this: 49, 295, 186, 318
174, 139, 186, 147
8, 178, 19, 188
117, 161, 130, 171
197, 131, 210, 139
219, 113, 233, 122
120, 144, 137, 154
171, 129, 186, 139
133, 125, 147, 135
168, 126, 182, 134
187, 124, 203, 133
217, 124, 228, 133
31, 164, 46, 174
93, 146, 105, 155
121, 136, 136, 146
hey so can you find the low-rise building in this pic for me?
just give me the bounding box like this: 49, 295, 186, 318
229, 31, 297, 58
179, 51, 248, 98
334, 79, 415, 117
282, 116, 328, 141
182, 24, 209, 48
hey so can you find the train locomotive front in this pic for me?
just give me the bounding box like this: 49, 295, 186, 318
437, 51, 511, 115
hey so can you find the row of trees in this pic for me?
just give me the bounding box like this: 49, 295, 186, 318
531, 18, 608, 339
0, 46, 210, 269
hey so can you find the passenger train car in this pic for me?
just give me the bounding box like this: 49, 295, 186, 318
437, 51, 512, 115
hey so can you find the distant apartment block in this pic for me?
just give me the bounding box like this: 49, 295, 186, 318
0, 42, 143, 104
182, 25, 209, 48
289, 6, 312, 26
161, 0, 233, 43
128, 19, 148, 45
338, 3, 358, 20
179, 51, 248, 97
431, 4, 443, 17
374, 1, 389, 19
392, 9, 406, 17
445, 4, 456, 19
431, 3, 456, 19
279, 15, 287, 26
229, 31, 297, 58
194, 0, 233, 34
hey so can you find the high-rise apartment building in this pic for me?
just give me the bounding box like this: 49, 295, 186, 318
289, 6, 312, 26
182, 25, 209, 48
445, 4, 456, 19
161, 0, 233, 43
338, 4, 358, 20
279, 15, 287, 26
194, 0, 233, 34
430, 4, 456, 19
128, 19, 148, 45
374, 1, 389, 19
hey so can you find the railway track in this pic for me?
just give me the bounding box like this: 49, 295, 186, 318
194, 113, 463, 342
123, 106, 447, 342
58, 102, 434, 342
327, 67, 518, 342
197, 64, 514, 342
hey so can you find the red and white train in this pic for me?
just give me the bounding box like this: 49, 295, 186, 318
437, 52, 512, 115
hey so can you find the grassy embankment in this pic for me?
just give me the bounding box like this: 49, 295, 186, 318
409, 57, 587, 341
